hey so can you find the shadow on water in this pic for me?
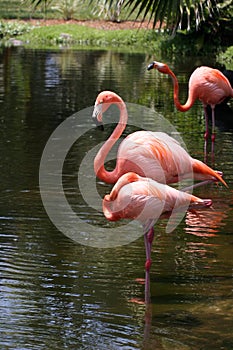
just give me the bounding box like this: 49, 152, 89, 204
0, 46, 233, 349
209, 103, 233, 132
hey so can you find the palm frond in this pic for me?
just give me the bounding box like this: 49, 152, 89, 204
124, 0, 219, 33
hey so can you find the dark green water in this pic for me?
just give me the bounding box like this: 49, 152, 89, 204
0, 47, 233, 349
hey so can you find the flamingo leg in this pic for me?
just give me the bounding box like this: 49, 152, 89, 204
211, 105, 216, 156
181, 178, 219, 192
147, 227, 154, 258
144, 226, 154, 304
203, 104, 209, 159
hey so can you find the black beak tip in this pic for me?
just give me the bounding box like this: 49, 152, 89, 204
147, 62, 154, 71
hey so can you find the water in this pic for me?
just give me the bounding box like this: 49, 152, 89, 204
0, 46, 233, 349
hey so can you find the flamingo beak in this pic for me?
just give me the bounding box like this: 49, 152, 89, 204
92, 103, 104, 131
147, 62, 155, 71
189, 198, 212, 210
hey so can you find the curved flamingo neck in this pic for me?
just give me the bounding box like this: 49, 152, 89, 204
108, 172, 140, 200
167, 68, 195, 112
94, 99, 128, 184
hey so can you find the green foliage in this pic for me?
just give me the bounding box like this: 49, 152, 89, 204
0, 0, 107, 20
0, 0, 33, 19
52, 0, 80, 20
160, 32, 216, 57
23, 0, 81, 20
218, 46, 233, 67
217, 0, 233, 46
25, 0, 53, 7
21, 0, 58, 19
0, 21, 33, 38
101, 0, 229, 35
184, 0, 233, 48
0, 0, 57, 19
90, 0, 124, 21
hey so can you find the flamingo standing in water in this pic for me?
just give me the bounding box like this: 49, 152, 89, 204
103, 172, 212, 303
93, 91, 227, 187
147, 61, 233, 153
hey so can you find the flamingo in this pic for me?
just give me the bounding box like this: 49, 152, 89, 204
92, 90, 227, 187
103, 172, 212, 303
206, 68, 233, 131
147, 61, 233, 153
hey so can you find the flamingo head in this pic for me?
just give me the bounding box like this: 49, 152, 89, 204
102, 194, 121, 221
147, 61, 170, 74
92, 91, 122, 130
188, 198, 212, 210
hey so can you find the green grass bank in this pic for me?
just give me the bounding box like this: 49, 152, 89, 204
15, 23, 163, 52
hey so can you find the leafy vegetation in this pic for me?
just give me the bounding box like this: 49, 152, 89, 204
218, 46, 233, 67
0, 0, 232, 57
90, 0, 232, 35
90, 0, 125, 22
0, 0, 97, 20
1, 1, 233, 39
0, 0, 55, 19
51, 0, 80, 20
0, 20, 33, 38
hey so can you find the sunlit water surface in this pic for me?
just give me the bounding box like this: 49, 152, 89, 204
0, 47, 233, 349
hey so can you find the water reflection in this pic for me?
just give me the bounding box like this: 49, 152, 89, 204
185, 207, 228, 237
0, 46, 233, 349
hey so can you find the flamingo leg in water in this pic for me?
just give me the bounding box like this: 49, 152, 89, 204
144, 226, 154, 304
203, 104, 216, 159
203, 104, 209, 159
211, 105, 216, 156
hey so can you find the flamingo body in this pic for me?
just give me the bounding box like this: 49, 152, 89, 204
93, 91, 227, 187
188, 66, 233, 107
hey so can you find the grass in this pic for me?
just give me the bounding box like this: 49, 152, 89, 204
14, 23, 163, 52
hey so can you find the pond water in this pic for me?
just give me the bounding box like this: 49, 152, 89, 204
0, 46, 233, 350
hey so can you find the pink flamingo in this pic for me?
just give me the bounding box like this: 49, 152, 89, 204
93, 91, 227, 187
103, 172, 212, 303
147, 61, 233, 153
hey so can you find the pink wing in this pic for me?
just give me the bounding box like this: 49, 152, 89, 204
117, 131, 192, 184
